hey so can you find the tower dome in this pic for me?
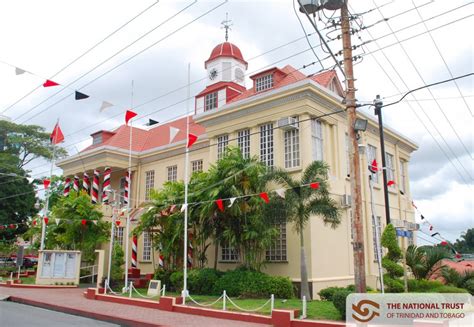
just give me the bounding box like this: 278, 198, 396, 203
205, 42, 248, 69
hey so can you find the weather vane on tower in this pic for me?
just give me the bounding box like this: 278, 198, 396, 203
221, 12, 232, 42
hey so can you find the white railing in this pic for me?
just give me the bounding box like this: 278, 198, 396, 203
186, 290, 274, 313
79, 264, 98, 284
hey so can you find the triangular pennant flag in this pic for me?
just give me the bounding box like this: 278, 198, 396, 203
259, 192, 270, 204
75, 91, 90, 100
440, 241, 448, 246
429, 225, 434, 231
187, 133, 198, 148
310, 182, 320, 189
92, 220, 98, 225
125, 110, 137, 125
44, 217, 49, 225
275, 188, 286, 198
370, 159, 378, 173
43, 179, 51, 189
216, 199, 224, 212
412, 201, 418, 209
455, 253, 462, 259
293, 186, 301, 196
169, 126, 180, 143
15, 67, 26, 75
43, 79, 59, 87
181, 204, 188, 213
399, 190, 405, 195
32, 220, 37, 226
431, 232, 440, 237
50, 123, 65, 144
55, 218, 60, 225
420, 214, 425, 220
387, 180, 395, 187
81, 219, 87, 226
99, 101, 113, 112
115, 220, 121, 226
228, 197, 237, 207
9, 224, 16, 229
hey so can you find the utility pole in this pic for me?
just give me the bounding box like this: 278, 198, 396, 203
374, 95, 391, 225
341, 1, 367, 293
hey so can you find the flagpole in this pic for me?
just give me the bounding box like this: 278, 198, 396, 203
40, 120, 59, 250
124, 81, 134, 291
182, 63, 191, 303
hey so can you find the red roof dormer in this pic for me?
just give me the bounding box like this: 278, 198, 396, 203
90, 130, 116, 146
250, 67, 286, 93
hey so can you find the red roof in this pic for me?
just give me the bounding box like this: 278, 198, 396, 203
205, 42, 248, 68
82, 116, 206, 153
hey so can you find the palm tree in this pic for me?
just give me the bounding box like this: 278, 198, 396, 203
441, 268, 474, 295
405, 245, 451, 280
270, 161, 341, 300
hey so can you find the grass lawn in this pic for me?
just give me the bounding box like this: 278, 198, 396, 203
114, 288, 341, 321
20, 276, 36, 284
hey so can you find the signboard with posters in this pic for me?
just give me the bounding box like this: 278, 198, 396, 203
36, 250, 81, 285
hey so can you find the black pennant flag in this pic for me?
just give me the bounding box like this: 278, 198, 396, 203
75, 91, 90, 100
147, 119, 159, 126
421, 214, 425, 220
431, 232, 440, 237
293, 186, 301, 196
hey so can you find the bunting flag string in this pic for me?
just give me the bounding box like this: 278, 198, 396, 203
0, 217, 102, 231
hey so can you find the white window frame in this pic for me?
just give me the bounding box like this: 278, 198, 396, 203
217, 135, 229, 160
205, 92, 218, 111
266, 222, 287, 262
260, 123, 274, 168
220, 241, 239, 262
191, 159, 203, 173
167, 165, 177, 182
145, 170, 155, 201
92, 134, 102, 145
385, 152, 395, 186
255, 74, 274, 92
142, 232, 152, 262
399, 159, 407, 194
311, 119, 323, 161
372, 216, 382, 262
284, 117, 300, 169
237, 129, 250, 159
367, 144, 379, 183
115, 226, 124, 247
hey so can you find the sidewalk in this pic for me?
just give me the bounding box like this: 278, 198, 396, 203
0, 287, 270, 327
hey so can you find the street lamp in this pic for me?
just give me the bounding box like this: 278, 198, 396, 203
353, 118, 368, 133
298, 0, 344, 13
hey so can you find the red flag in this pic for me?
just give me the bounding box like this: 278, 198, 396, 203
44, 217, 49, 225
43, 79, 59, 87
387, 180, 395, 187
429, 225, 433, 231
310, 182, 320, 189
81, 219, 87, 226
259, 192, 270, 204
43, 179, 51, 189
440, 241, 448, 246
50, 123, 64, 144
32, 220, 37, 226
370, 159, 378, 172
116, 220, 121, 226
455, 253, 462, 259
216, 199, 224, 212
9, 224, 15, 229
125, 110, 137, 125
187, 133, 198, 148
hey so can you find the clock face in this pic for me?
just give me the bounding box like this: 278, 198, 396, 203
235, 68, 244, 83
209, 68, 218, 80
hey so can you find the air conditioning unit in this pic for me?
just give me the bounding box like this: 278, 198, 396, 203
277, 117, 299, 130
341, 194, 352, 207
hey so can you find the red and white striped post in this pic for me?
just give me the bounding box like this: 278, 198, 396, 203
83, 172, 90, 193
102, 167, 111, 204
63, 178, 71, 197
91, 169, 100, 204
131, 235, 138, 268
73, 175, 80, 192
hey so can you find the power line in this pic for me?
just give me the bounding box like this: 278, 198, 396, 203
1, 0, 161, 115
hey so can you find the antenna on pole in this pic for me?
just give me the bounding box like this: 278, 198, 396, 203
221, 12, 232, 41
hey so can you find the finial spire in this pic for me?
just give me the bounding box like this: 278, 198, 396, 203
221, 12, 232, 42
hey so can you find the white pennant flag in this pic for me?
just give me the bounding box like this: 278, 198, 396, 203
55, 218, 60, 225
228, 197, 237, 207
275, 188, 286, 198
147, 207, 154, 212
92, 220, 98, 225
15, 67, 26, 75
99, 101, 113, 112
180, 203, 188, 212
169, 126, 180, 143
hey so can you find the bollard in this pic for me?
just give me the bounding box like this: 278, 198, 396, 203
104, 280, 108, 294
301, 295, 307, 319
223, 290, 227, 311
129, 282, 133, 298
271, 294, 275, 312
162, 284, 166, 297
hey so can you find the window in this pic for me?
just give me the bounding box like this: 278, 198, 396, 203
311, 119, 323, 161
345, 133, 351, 177
255, 74, 273, 92
399, 159, 407, 194
221, 241, 239, 262
408, 231, 414, 246
367, 145, 379, 183
205, 92, 218, 111
372, 216, 382, 262
284, 117, 300, 168
145, 170, 155, 201
385, 153, 395, 185
217, 135, 229, 160
142, 232, 152, 261
191, 159, 203, 173
115, 226, 124, 247
167, 165, 177, 182
237, 129, 250, 159
260, 124, 274, 168
92, 134, 102, 145
266, 223, 287, 262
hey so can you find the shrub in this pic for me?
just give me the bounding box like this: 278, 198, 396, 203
170, 271, 184, 292
187, 268, 222, 295
433, 286, 469, 293
154, 269, 175, 290
318, 287, 346, 301
332, 289, 351, 319
384, 276, 404, 293
407, 279, 443, 292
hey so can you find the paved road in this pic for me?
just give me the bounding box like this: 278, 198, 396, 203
0, 301, 119, 327
0, 287, 270, 326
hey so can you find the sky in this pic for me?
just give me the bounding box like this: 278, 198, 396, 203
0, 0, 472, 244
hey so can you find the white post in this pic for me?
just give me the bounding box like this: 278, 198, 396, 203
129, 281, 133, 298
124, 88, 134, 291
223, 290, 227, 311
182, 63, 191, 304
92, 265, 95, 285
302, 295, 307, 319
41, 129, 57, 250
104, 279, 108, 294
162, 284, 166, 297
369, 173, 385, 293
271, 294, 275, 312
107, 191, 116, 288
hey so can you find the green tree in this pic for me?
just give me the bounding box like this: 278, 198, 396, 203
453, 228, 474, 254
270, 161, 341, 300
381, 224, 404, 292
441, 268, 474, 295
405, 244, 450, 280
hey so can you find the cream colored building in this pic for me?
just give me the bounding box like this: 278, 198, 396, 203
57, 41, 418, 297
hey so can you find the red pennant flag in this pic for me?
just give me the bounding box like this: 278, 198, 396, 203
440, 241, 448, 246
50, 123, 65, 144
216, 199, 224, 212
44, 217, 49, 225
81, 219, 87, 226
259, 192, 270, 204
187, 133, 198, 148
43, 79, 59, 87
0, 226, 4, 230
125, 110, 137, 125
370, 159, 378, 172
32, 220, 37, 226
9, 224, 15, 229
455, 253, 462, 259
429, 225, 433, 231
43, 179, 51, 189
310, 182, 320, 189
387, 180, 395, 187
115, 220, 121, 226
